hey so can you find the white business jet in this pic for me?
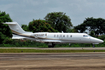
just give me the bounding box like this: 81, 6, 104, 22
4, 22, 104, 47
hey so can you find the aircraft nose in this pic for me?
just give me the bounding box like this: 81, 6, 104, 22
97, 39, 104, 43
90, 37, 104, 43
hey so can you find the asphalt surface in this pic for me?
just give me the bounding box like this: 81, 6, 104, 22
0, 53, 105, 60
0, 53, 105, 70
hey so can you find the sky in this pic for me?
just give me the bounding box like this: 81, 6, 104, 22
0, 0, 105, 26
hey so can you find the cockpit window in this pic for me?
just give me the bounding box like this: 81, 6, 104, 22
83, 35, 88, 37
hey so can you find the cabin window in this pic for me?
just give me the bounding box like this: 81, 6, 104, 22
57, 35, 59, 37
54, 35, 56, 37
63, 35, 65, 37
45, 34, 47, 36
83, 35, 88, 37
70, 35, 72, 37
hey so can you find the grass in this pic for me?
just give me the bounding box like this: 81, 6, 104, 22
0, 49, 105, 53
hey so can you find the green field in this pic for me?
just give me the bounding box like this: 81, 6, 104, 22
0, 49, 105, 53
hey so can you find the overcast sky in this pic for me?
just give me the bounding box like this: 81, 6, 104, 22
0, 0, 105, 26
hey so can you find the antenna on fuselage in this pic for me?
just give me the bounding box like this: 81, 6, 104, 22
62, 31, 64, 33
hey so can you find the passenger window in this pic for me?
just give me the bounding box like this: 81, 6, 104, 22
57, 35, 59, 37
70, 35, 72, 37
63, 35, 65, 37
45, 34, 47, 36
67, 35, 69, 37
54, 35, 56, 37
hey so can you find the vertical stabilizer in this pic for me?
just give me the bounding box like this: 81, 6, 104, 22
4, 22, 25, 34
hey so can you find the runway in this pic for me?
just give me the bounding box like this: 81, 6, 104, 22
0, 53, 105, 70
1, 47, 105, 50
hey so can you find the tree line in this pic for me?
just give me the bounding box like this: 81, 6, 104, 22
74, 17, 105, 37
21, 12, 73, 33
0, 11, 105, 47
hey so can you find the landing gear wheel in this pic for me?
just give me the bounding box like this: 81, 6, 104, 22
93, 44, 95, 48
48, 43, 55, 48
52, 44, 55, 48
48, 45, 52, 48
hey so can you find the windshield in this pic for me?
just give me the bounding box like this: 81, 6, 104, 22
83, 35, 88, 37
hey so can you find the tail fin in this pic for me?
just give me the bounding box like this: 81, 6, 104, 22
4, 22, 25, 34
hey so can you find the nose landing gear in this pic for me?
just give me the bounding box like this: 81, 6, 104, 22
93, 44, 95, 48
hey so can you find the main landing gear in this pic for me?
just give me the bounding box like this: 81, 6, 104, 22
48, 43, 55, 48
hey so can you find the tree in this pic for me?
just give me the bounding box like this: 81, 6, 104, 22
66, 28, 76, 33
74, 17, 105, 36
21, 24, 29, 31
44, 12, 73, 32
90, 31, 95, 37
0, 11, 12, 44
98, 35, 105, 40
28, 19, 57, 32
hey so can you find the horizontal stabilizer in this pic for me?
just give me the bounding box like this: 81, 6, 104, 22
4, 22, 17, 25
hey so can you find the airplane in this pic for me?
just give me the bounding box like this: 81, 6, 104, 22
4, 22, 104, 48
